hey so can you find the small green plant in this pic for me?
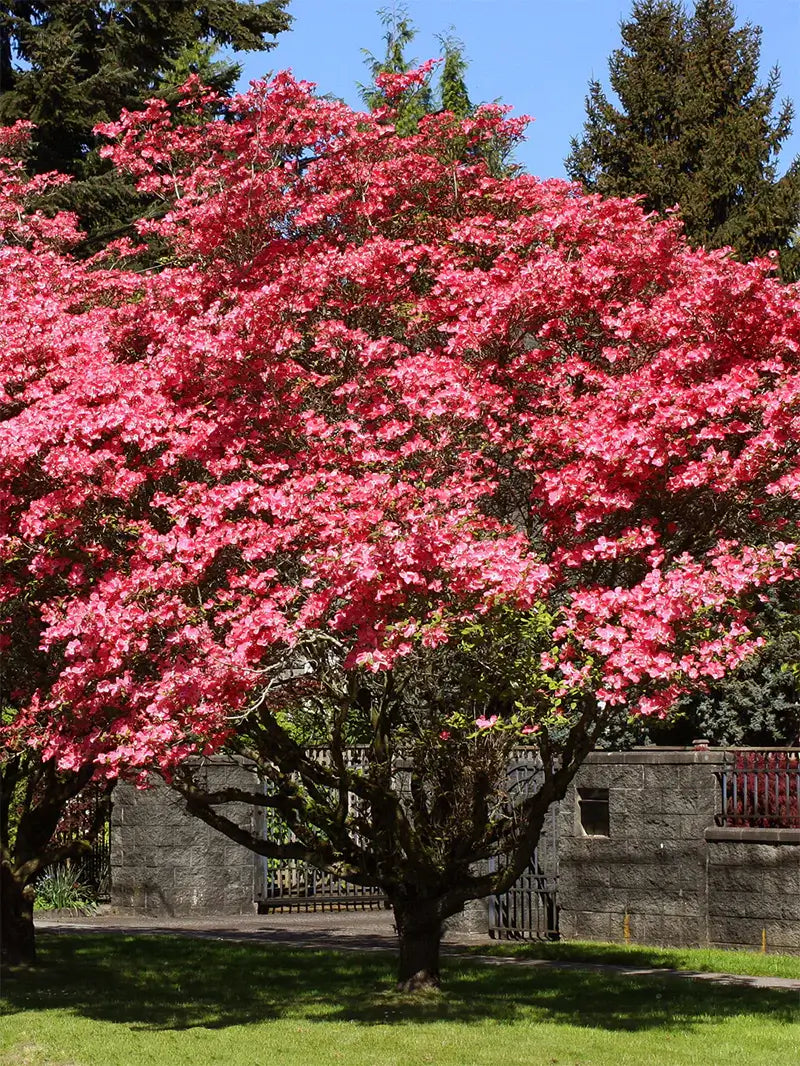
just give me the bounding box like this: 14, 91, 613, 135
33, 865, 98, 915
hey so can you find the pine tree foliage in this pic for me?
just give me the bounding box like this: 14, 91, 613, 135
360, 8, 477, 128
360, 7, 436, 136
360, 7, 514, 175
438, 33, 472, 119
0, 1, 291, 173
158, 41, 242, 102
566, 0, 800, 267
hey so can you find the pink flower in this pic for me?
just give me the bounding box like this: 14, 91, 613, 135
439, 730, 451, 740
475, 715, 498, 730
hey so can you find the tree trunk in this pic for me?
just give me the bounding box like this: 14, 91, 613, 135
393, 902, 442, 991
1, 865, 36, 966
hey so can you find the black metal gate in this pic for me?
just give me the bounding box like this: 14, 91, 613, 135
254, 748, 388, 912
255, 859, 388, 912
488, 755, 560, 939
52, 783, 113, 900
253, 747, 559, 930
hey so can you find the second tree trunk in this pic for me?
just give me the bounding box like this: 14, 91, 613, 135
1, 866, 37, 966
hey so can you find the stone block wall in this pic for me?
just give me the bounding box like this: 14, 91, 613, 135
110, 747, 800, 953
111, 759, 260, 916
559, 750, 800, 953
559, 750, 724, 947
705, 828, 800, 953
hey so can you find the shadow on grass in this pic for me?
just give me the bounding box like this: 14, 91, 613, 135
2, 934, 798, 1035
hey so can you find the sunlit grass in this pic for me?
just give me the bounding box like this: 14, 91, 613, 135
463, 939, 800, 981
1, 935, 798, 1066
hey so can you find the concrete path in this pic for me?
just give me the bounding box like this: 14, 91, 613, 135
34, 912, 800, 993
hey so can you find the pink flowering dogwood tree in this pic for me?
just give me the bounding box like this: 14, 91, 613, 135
2, 70, 799, 982
0, 125, 136, 964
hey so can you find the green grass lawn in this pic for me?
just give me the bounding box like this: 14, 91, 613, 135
462, 939, 800, 981
1, 934, 798, 1066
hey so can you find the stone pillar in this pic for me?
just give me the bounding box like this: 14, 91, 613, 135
111, 760, 259, 916
557, 749, 724, 947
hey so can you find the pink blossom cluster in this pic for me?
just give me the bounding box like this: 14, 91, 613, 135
1, 71, 798, 776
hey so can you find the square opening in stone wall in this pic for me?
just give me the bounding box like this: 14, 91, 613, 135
578, 788, 610, 836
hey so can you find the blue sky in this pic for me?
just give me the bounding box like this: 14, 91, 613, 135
237, 0, 800, 180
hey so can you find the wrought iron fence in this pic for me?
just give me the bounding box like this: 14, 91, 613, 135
715, 750, 800, 828
52, 783, 113, 899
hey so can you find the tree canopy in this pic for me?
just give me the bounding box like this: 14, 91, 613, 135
0, 1, 291, 248
0, 0, 291, 171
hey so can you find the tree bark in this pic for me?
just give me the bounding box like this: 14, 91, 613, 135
1, 865, 36, 966
393, 902, 442, 991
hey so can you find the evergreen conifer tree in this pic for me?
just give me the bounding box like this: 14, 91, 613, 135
360, 8, 477, 129
567, 0, 800, 269
360, 7, 435, 136
438, 34, 471, 119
